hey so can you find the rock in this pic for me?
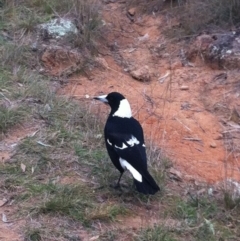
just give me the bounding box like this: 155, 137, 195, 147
128, 8, 136, 16
210, 142, 217, 148
180, 85, 189, 90
95, 57, 109, 69
138, 33, 149, 42
41, 46, 82, 76
130, 65, 151, 82
186, 31, 240, 70
186, 34, 214, 65
214, 134, 223, 140
38, 18, 78, 39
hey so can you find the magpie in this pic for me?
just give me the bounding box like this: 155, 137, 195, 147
94, 92, 160, 195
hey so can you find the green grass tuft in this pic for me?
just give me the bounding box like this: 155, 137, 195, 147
0, 105, 26, 133
30, 184, 94, 224
24, 228, 42, 241
136, 226, 177, 241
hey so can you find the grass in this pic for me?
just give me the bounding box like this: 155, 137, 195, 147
128, 0, 240, 38
0, 0, 240, 241
0, 0, 103, 52
24, 228, 42, 241
0, 105, 26, 133
136, 226, 177, 241
30, 184, 94, 224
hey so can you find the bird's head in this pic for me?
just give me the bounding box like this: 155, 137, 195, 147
93, 92, 132, 118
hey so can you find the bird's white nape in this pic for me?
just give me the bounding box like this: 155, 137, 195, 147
120, 158, 142, 182
112, 99, 132, 118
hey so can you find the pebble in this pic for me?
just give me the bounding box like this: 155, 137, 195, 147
128, 8, 136, 16
180, 85, 189, 90
210, 142, 217, 148
214, 134, 223, 140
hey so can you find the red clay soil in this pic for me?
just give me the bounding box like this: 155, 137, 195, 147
0, 122, 40, 163
54, 3, 240, 183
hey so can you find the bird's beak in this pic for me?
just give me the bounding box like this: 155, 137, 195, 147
93, 94, 108, 104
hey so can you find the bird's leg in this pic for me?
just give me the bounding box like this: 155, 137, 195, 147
116, 172, 123, 187
110, 172, 123, 189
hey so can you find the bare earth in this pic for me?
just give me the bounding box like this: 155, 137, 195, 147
1, 2, 240, 240
57, 3, 239, 183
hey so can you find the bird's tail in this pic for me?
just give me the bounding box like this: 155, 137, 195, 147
134, 171, 160, 195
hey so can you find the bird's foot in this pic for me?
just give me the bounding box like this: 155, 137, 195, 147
109, 183, 121, 189
109, 182, 128, 189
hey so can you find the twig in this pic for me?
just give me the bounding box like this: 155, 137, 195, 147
174, 117, 192, 132
183, 137, 202, 142
158, 71, 170, 83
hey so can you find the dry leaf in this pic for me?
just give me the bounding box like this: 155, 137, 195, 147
90, 236, 99, 241
36, 141, 52, 147
21, 163, 26, 172
2, 213, 8, 223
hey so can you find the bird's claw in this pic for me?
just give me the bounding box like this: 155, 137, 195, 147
110, 182, 128, 189
110, 183, 121, 189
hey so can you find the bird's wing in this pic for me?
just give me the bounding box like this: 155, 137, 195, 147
107, 132, 147, 172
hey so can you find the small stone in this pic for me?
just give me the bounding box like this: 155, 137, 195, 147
128, 8, 136, 16
210, 142, 217, 148
138, 33, 149, 42
214, 134, 223, 140
31, 42, 38, 51
130, 65, 151, 82
95, 57, 109, 69
180, 85, 189, 90
39, 68, 45, 74
208, 188, 213, 195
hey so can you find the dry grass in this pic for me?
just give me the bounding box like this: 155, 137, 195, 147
177, 0, 240, 35
128, 0, 240, 38
0, 1, 240, 241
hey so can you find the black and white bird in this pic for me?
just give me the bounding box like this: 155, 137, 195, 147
94, 92, 160, 195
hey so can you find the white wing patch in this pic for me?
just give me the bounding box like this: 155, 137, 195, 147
127, 136, 140, 146
115, 143, 128, 150
113, 99, 132, 118
142, 144, 146, 147
115, 135, 140, 150
107, 139, 112, 146
120, 158, 142, 182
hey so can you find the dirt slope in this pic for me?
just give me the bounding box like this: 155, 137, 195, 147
56, 3, 240, 183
